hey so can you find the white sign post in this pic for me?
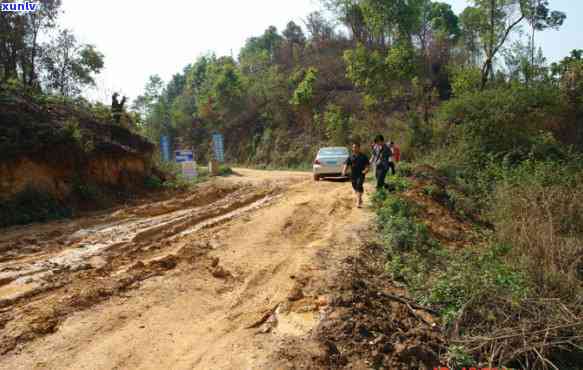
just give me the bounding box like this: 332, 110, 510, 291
181, 161, 198, 179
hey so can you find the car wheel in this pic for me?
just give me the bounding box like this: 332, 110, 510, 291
314, 174, 320, 181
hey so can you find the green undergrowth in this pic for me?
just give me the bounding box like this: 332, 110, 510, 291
0, 188, 72, 228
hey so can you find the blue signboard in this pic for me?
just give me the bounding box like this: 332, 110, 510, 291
175, 150, 194, 163
160, 136, 171, 162
212, 133, 225, 163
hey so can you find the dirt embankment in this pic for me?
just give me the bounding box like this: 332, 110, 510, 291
0, 93, 154, 202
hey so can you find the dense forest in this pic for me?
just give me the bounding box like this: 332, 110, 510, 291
2, 0, 583, 367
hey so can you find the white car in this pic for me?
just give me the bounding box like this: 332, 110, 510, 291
313, 147, 350, 181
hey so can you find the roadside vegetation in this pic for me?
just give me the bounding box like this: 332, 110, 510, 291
371, 87, 583, 367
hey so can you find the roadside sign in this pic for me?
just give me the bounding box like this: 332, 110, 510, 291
212, 133, 225, 163
181, 161, 198, 179
175, 149, 194, 163
160, 136, 171, 162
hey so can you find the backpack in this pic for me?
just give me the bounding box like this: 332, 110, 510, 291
376, 144, 392, 169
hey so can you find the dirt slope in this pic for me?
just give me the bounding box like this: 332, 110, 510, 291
0, 169, 373, 369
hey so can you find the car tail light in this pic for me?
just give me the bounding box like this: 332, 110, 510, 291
314, 159, 321, 165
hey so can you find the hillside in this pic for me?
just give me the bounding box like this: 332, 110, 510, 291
0, 89, 155, 227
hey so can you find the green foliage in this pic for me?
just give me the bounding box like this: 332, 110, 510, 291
144, 175, 163, 190
42, 29, 105, 97
62, 119, 82, 144
397, 161, 414, 177
387, 174, 412, 192
450, 65, 482, 96
427, 244, 529, 322
385, 43, 416, 81
73, 177, 103, 202
447, 345, 475, 368
436, 85, 562, 171
218, 165, 234, 176
375, 195, 437, 253
291, 67, 318, 106
0, 188, 72, 228
344, 43, 389, 104
323, 104, 350, 145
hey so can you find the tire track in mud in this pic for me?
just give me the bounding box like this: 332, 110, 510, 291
0, 181, 282, 355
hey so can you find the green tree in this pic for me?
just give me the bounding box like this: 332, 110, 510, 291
0, 0, 62, 87
42, 29, 104, 96
521, 0, 565, 82
459, 6, 483, 65
291, 67, 318, 106
324, 103, 350, 145
468, 0, 528, 89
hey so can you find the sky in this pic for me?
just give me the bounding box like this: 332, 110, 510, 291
57, 0, 582, 103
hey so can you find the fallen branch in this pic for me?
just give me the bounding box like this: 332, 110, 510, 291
378, 291, 439, 315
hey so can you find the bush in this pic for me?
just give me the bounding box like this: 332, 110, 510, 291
375, 195, 439, 253
436, 85, 563, 173
72, 178, 103, 202
144, 175, 163, 189
426, 244, 529, 323
218, 165, 233, 176
0, 188, 72, 228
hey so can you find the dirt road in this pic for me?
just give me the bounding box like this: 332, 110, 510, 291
0, 169, 373, 369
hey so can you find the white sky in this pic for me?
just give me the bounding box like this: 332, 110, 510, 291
59, 0, 320, 102
57, 0, 581, 104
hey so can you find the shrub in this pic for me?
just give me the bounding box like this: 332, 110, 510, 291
218, 165, 233, 176
436, 85, 563, 173
375, 194, 439, 258
0, 188, 71, 228
144, 176, 163, 189
426, 244, 529, 323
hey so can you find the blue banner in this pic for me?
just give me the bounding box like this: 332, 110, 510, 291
160, 135, 171, 162
212, 133, 225, 162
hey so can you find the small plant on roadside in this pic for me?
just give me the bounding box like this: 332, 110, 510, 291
426, 244, 529, 324
388, 175, 411, 192
447, 345, 476, 368
218, 165, 233, 176
397, 161, 414, 177
144, 175, 163, 189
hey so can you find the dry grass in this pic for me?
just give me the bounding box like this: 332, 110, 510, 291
492, 183, 583, 299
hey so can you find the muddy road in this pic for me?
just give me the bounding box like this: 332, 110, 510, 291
0, 169, 373, 369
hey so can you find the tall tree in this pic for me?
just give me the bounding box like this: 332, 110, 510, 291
0, 0, 62, 86
42, 29, 104, 97
23, 0, 61, 87
469, 0, 527, 90
521, 0, 565, 83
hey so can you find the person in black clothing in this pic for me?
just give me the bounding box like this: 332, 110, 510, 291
370, 135, 393, 191
342, 142, 370, 208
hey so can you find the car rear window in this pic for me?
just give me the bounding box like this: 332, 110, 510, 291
319, 148, 348, 156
